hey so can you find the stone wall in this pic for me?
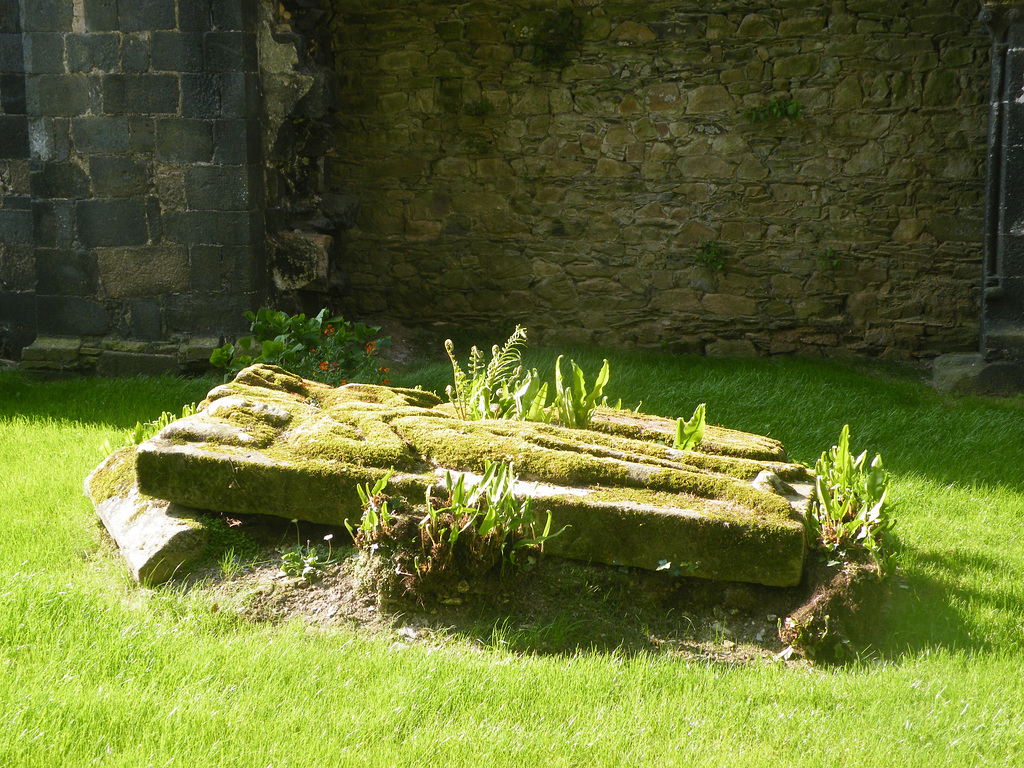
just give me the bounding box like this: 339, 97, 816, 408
325, 0, 989, 358
0, 0, 264, 374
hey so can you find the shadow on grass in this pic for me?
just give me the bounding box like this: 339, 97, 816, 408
0, 371, 215, 430
863, 546, 1004, 660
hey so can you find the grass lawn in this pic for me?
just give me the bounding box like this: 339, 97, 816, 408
1, 350, 1023, 767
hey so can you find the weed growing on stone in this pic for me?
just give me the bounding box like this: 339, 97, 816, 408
347, 460, 563, 601
103, 402, 198, 455
817, 247, 840, 271
695, 238, 725, 271
552, 355, 610, 428
463, 100, 495, 117
445, 326, 610, 428
674, 403, 706, 451
809, 424, 892, 569
744, 96, 803, 123
210, 307, 389, 385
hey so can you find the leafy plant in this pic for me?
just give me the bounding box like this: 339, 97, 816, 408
744, 97, 803, 124
695, 238, 725, 271
528, 8, 581, 68
817, 247, 840, 271
347, 468, 400, 546
445, 327, 612, 429
463, 100, 495, 117
279, 519, 336, 581
445, 326, 533, 421
809, 425, 892, 569
210, 307, 389, 386
464, 135, 491, 154
552, 355, 610, 429
674, 403, 706, 451
348, 461, 566, 599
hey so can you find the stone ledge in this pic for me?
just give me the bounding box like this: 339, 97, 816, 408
932, 353, 1024, 396
18, 334, 220, 377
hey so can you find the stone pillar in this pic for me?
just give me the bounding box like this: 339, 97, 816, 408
982, 2, 1024, 360
0, 0, 266, 372
0, 2, 31, 358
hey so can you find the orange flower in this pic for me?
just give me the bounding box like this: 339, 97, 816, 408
365, 341, 376, 353
326, 324, 335, 335
383, 378, 390, 385
319, 361, 329, 371
341, 379, 348, 385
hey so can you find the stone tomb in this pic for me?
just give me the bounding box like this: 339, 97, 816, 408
87, 364, 813, 586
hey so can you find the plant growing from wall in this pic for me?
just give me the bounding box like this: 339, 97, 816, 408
463, 100, 495, 118
816, 247, 840, 271
695, 238, 725, 271
744, 97, 803, 124
210, 308, 390, 386
809, 425, 892, 570
526, 7, 581, 68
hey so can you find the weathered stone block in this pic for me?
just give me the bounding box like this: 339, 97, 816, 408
686, 85, 731, 113
71, 116, 130, 153
97, 245, 189, 297
0, 208, 32, 244
185, 164, 252, 211
35, 296, 108, 335
121, 34, 150, 72
204, 31, 257, 72
0, 116, 29, 158
89, 155, 149, 198
151, 32, 205, 73
77, 199, 148, 248
20, 334, 82, 363
155, 118, 214, 163
181, 73, 221, 118
67, 33, 119, 73
773, 54, 820, 79
27, 75, 91, 117
119, 0, 176, 32
702, 293, 758, 317
84, 0, 119, 32
163, 210, 256, 246
35, 249, 98, 295
102, 74, 180, 115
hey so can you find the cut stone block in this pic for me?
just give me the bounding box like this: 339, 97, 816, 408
130, 364, 812, 586
86, 448, 210, 584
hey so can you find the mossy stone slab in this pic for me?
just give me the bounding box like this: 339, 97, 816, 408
132, 364, 811, 586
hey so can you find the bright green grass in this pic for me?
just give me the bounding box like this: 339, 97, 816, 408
2, 358, 1024, 767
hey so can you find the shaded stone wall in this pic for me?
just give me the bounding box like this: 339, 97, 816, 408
0, 0, 264, 373
0, 2, 30, 358
326, 0, 989, 358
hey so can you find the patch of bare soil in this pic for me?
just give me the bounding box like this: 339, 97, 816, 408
183, 514, 887, 665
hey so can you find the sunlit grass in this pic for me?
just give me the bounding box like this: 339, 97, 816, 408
2, 358, 1024, 766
